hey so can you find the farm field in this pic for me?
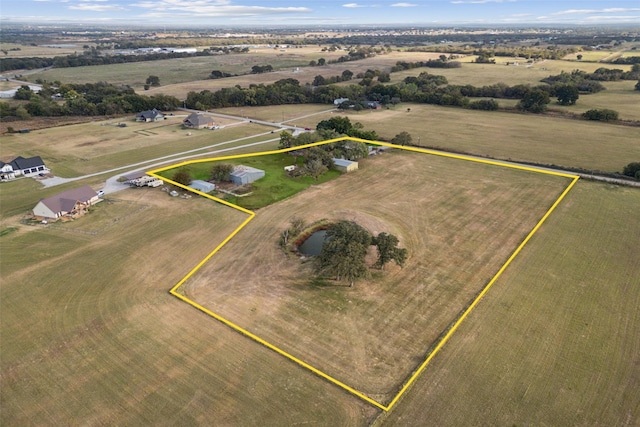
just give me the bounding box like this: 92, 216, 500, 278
140, 51, 443, 98
276, 104, 639, 173
178, 148, 570, 404
1, 116, 274, 177
389, 58, 635, 87
0, 188, 378, 426
379, 180, 640, 426
25, 46, 348, 88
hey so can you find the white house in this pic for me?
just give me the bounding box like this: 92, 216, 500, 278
0, 156, 49, 181
32, 185, 99, 220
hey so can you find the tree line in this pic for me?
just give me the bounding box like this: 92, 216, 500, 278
1, 81, 180, 121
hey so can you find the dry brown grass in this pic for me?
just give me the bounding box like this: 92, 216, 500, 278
179, 149, 568, 404
0, 187, 378, 425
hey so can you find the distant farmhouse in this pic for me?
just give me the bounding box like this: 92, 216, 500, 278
333, 158, 359, 173
32, 185, 99, 220
0, 156, 49, 181
136, 109, 165, 122
183, 113, 215, 129
230, 165, 265, 185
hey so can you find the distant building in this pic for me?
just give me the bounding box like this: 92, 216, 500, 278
183, 113, 215, 129
135, 109, 164, 122
32, 185, 99, 220
189, 180, 216, 193
230, 165, 265, 185
332, 158, 359, 173
333, 97, 349, 105
0, 156, 49, 181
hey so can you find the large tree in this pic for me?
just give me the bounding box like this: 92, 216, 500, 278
518, 89, 550, 113
556, 84, 579, 105
316, 221, 371, 287
372, 233, 408, 269
172, 168, 192, 186
391, 131, 412, 146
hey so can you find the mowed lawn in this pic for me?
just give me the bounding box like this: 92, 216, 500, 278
180, 149, 570, 404
380, 181, 640, 426
0, 188, 378, 426
293, 104, 640, 173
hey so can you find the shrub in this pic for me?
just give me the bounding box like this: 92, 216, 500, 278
582, 109, 619, 121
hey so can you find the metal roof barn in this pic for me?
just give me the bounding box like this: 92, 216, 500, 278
230, 165, 265, 185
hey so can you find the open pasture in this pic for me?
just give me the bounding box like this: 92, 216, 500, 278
390, 58, 634, 87
295, 104, 640, 173
26, 46, 348, 88
0, 42, 84, 59
178, 148, 570, 404
142, 51, 443, 99
0, 188, 378, 426
1, 116, 273, 177
379, 180, 640, 426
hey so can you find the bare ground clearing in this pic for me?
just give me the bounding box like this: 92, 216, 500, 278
1, 187, 377, 425
180, 149, 569, 404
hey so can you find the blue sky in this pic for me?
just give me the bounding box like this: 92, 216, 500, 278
1, 0, 639, 27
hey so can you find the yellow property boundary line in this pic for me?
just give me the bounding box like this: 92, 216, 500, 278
147, 136, 579, 412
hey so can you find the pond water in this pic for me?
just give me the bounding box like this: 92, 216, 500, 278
298, 230, 327, 256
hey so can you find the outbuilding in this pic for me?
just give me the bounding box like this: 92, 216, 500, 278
230, 165, 265, 185
332, 158, 359, 173
189, 180, 216, 193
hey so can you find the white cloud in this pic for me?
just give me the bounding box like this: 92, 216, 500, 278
552, 8, 640, 16
343, 3, 365, 7
391, 2, 417, 6
68, 3, 125, 11
451, 0, 514, 4
131, 0, 311, 17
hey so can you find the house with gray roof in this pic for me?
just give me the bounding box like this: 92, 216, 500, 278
183, 113, 215, 129
32, 185, 100, 220
136, 108, 165, 122
230, 165, 265, 185
0, 156, 49, 181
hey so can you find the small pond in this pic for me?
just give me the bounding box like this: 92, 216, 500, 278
297, 230, 327, 257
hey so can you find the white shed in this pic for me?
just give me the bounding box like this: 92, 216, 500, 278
189, 180, 216, 193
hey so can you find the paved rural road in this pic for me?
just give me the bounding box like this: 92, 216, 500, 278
37, 107, 640, 193
40, 132, 280, 193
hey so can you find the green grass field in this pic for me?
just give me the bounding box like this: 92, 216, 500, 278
378, 180, 640, 426
159, 152, 342, 210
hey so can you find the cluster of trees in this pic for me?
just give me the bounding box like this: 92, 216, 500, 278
312, 69, 354, 86
250, 65, 273, 74
390, 57, 461, 73
1, 81, 180, 120
542, 66, 640, 88
0, 48, 238, 72
582, 109, 619, 121
408, 45, 577, 60
315, 221, 407, 287
209, 70, 236, 79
